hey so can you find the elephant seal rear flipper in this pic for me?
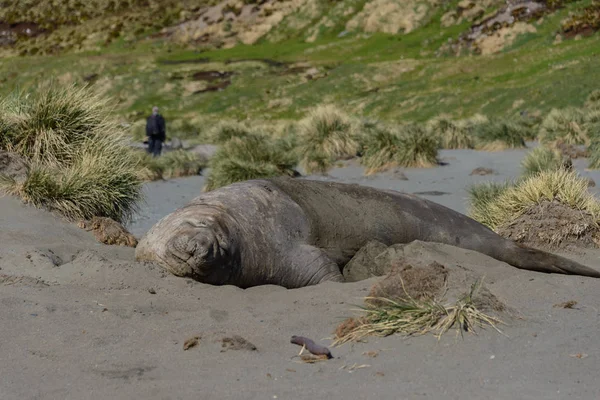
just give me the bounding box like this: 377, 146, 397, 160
500, 241, 600, 278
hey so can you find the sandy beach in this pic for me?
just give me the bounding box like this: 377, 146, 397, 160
2, 144, 600, 400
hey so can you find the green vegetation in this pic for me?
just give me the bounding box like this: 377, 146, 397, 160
473, 119, 529, 151
297, 105, 359, 174
561, 0, 600, 36
3, 0, 600, 198
467, 168, 600, 231
207, 121, 255, 144
426, 115, 474, 150
204, 134, 298, 191
585, 90, 600, 109
520, 146, 567, 177
136, 150, 206, 181
395, 124, 439, 167
467, 181, 512, 229
0, 83, 142, 222
1, 0, 599, 131
359, 122, 402, 174
538, 107, 590, 145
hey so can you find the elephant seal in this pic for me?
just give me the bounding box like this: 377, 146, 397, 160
135, 177, 600, 288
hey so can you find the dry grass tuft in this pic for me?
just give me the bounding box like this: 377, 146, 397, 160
333, 278, 504, 345
203, 134, 298, 191
467, 180, 512, 232
207, 120, 255, 144
585, 89, 600, 110
359, 122, 402, 174
395, 124, 439, 168
473, 119, 528, 151
426, 114, 474, 149
135, 150, 205, 181
0, 82, 142, 222
538, 107, 590, 146
359, 122, 439, 173
468, 168, 600, 231
520, 146, 568, 178
297, 105, 360, 174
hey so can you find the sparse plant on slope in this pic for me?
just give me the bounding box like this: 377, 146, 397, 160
204, 134, 298, 191
0, 82, 142, 223
297, 105, 359, 175
473, 118, 528, 151
538, 107, 589, 146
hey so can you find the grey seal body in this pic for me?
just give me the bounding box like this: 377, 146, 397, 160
135, 177, 600, 288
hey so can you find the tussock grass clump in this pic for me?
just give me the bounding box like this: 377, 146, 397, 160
297, 105, 359, 174
395, 124, 439, 168
0, 83, 142, 222
538, 107, 589, 146
359, 123, 401, 174
468, 169, 600, 231
1, 138, 142, 222
135, 150, 205, 181
588, 137, 600, 169
473, 119, 528, 151
204, 134, 298, 191
359, 122, 439, 173
0, 84, 114, 164
467, 181, 512, 228
207, 120, 254, 144
520, 146, 567, 178
333, 279, 503, 345
426, 115, 474, 149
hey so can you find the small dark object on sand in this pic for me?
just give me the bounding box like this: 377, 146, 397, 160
221, 335, 257, 352
290, 335, 333, 359
553, 300, 578, 309
183, 336, 200, 350
470, 167, 496, 176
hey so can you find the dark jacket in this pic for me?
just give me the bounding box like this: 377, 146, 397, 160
146, 114, 166, 141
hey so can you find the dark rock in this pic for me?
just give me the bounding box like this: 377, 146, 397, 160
470, 167, 496, 176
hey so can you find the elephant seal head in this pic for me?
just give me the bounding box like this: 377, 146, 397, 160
136, 205, 236, 285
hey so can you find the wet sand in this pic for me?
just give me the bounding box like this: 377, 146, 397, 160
2, 144, 600, 400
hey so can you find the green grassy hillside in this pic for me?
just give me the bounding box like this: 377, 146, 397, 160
1, 0, 599, 138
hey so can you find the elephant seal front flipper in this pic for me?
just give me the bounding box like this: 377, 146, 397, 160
280, 244, 344, 288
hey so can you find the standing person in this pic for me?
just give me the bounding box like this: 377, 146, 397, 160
145, 106, 166, 157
